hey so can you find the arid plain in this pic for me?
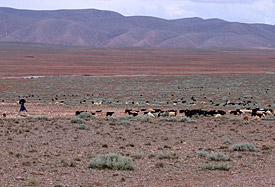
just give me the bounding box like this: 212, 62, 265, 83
0, 45, 275, 186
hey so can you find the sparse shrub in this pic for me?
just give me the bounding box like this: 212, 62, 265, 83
70, 117, 86, 124
243, 121, 249, 125
118, 116, 129, 121
179, 117, 192, 123
207, 151, 230, 161
61, 159, 69, 167
88, 153, 135, 170
261, 116, 275, 121
198, 163, 232, 171
34, 116, 49, 120
197, 150, 208, 157
76, 124, 87, 130
69, 161, 77, 167
78, 112, 95, 119
165, 117, 178, 122
107, 117, 118, 121
229, 142, 260, 152
229, 118, 241, 122
158, 117, 166, 121
15, 153, 22, 158
197, 150, 230, 161
137, 115, 153, 122
26, 116, 34, 120
224, 139, 232, 144
148, 152, 157, 158
131, 152, 144, 159
156, 151, 177, 159
28, 178, 40, 186
155, 162, 165, 168
119, 120, 131, 125
186, 119, 196, 123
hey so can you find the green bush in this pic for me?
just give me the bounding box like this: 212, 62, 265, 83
131, 152, 144, 159
229, 118, 241, 122
197, 150, 229, 161
197, 150, 208, 157
198, 163, 232, 171
78, 112, 95, 119
70, 117, 86, 124
107, 117, 118, 121
165, 117, 178, 122
156, 151, 177, 160
229, 142, 260, 152
88, 153, 135, 170
76, 124, 87, 130
207, 151, 230, 161
243, 121, 249, 125
224, 139, 232, 144
179, 117, 192, 123
137, 115, 153, 122
261, 116, 275, 121
119, 120, 131, 125
34, 116, 49, 120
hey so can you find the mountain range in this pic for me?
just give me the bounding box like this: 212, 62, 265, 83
0, 7, 275, 48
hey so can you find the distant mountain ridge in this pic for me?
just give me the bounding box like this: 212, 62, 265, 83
0, 7, 275, 48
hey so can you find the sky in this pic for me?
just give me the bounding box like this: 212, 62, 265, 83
0, 0, 275, 25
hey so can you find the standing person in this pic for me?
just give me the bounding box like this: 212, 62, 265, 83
19, 99, 27, 112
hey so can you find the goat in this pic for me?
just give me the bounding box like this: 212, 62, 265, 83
106, 112, 115, 117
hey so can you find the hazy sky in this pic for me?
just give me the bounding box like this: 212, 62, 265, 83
0, 0, 275, 24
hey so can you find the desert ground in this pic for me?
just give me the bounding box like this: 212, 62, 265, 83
0, 46, 274, 186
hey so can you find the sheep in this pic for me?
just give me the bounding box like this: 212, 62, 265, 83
253, 116, 261, 121
266, 111, 273, 116
94, 102, 102, 106
168, 111, 177, 117
158, 111, 169, 117
147, 112, 155, 118
257, 110, 265, 114
148, 108, 155, 113
240, 109, 252, 114
55, 102, 64, 106
215, 114, 222, 118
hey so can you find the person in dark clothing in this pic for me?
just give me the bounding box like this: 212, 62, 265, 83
19, 99, 27, 112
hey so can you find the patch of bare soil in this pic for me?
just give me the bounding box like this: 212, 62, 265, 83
1, 47, 275, 78
0, 104, 274, 186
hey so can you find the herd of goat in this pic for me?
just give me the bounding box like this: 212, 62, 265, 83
76, 107, 275, 119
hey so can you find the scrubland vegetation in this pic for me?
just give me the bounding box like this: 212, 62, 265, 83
0, 74, 274, 186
